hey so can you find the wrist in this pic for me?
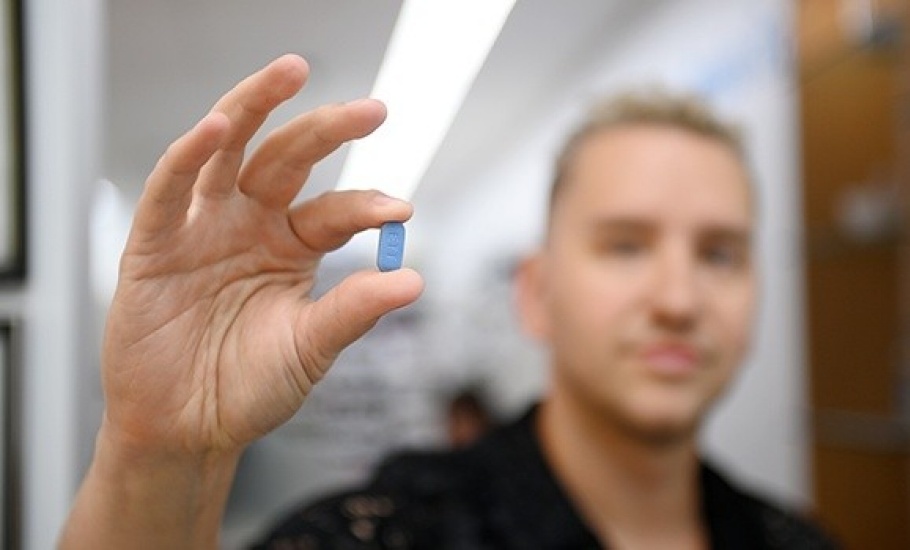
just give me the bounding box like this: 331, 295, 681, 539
61, 416, 242, 550
96, 411, 243, 469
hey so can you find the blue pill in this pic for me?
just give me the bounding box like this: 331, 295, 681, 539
377, 221, 405, 272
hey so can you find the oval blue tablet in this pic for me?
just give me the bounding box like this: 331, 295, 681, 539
377, 221, 405, 272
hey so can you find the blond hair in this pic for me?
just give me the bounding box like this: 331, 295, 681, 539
550, 90, 748, 208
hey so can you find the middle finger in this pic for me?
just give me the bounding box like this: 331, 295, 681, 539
237, 98, 387, 208
197, 54, 310, 198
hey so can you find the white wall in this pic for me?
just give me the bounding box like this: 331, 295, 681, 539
417, 0, 810, 508
17, 0, 105, 548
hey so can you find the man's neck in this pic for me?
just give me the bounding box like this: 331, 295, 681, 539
536, 394, 708, 550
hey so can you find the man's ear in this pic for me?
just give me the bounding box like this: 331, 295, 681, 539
514, 253, 551, 342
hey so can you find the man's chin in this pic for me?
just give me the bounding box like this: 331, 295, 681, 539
618, 411, 701, 448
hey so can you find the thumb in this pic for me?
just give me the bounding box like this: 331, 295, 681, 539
297, 268, 424, 379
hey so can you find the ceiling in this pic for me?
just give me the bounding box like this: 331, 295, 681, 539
104, 0, 656, 208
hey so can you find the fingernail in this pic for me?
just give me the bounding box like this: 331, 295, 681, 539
373, 192, 406, 207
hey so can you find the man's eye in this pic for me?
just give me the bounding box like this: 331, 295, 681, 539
701, 245, 744, 268
601, 239, 646, 256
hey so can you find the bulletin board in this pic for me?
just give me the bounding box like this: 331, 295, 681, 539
0, 0, 26, 282
0, 319, 20, 549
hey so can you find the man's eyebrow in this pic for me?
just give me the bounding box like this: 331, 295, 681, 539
700, 224, 752, 244
587, 217, 655, 233
586, 217, 753, 242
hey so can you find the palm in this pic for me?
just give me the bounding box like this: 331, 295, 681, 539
101, 55, 423, 456
106, 196, 311, 451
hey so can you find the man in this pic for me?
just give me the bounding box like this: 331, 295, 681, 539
60, 55, 836, 549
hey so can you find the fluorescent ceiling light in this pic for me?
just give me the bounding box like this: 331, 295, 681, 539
336, 0, 517, 200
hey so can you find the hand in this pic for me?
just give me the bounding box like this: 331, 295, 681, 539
101, 54, 424, 458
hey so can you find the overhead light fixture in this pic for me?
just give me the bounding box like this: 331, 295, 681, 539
336, 0, 517, 200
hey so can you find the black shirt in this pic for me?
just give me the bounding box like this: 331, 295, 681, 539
250, 406, 839, 549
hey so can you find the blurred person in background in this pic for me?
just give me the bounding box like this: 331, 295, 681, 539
59, 54, 838, 549
446, 386, 497, 449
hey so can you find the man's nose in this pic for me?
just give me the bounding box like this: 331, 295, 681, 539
651, 245, 702, 330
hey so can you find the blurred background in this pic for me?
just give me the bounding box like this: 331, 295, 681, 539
1, 0, 908, 548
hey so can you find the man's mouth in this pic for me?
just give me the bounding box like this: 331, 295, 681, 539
640, 342, 701, 377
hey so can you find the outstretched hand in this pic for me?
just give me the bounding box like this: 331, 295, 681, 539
102, 54, 424, 458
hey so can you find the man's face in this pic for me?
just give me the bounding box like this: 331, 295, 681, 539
521, 124, 756, 444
